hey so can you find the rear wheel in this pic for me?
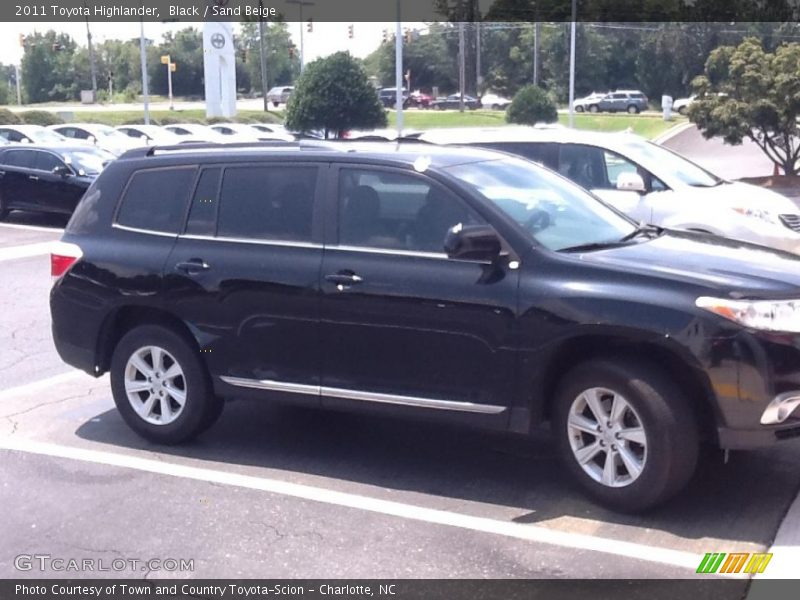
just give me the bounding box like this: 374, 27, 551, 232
627, 105, 640, 114
110, 324, 223, 444
552, 359, 699, 512
588, 105, 600, 113
575, 106, 585, 113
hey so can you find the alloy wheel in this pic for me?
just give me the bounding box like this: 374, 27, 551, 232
566, 387, 647, 488
124, 345, 187, 425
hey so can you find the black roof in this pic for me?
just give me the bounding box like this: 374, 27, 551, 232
0, 144, 102, 154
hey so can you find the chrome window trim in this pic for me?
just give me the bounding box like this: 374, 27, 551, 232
219, 375, 506, 415
111, 223, 177, 238
330, 245, 448, 260
180, 233, 322, 249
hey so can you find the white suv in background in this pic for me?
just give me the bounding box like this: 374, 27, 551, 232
419, 127, 800, 254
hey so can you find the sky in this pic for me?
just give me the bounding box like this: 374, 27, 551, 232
0, 21, 414, 65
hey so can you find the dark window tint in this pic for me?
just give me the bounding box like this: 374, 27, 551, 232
0, 149, 36, 168
338, 168, 482, 253
0, 129, 26, 143
116, 168, 195, 233
35, 151, 66, 172
557, 144, 608, 189
185, 168, 220, 236
217, 166, 316, 241
480, 142, 557, 169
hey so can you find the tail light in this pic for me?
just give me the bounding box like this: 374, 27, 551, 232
50, 241, 83, 280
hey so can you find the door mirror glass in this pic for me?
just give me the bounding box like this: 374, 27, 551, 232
444, 223, 502, 261
616, 171, 646, 193
53, 164, 71, 177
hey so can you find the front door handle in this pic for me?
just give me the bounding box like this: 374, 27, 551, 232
28, 175, 39, 181
325, 271, 363, 287
175, 259, 210, 275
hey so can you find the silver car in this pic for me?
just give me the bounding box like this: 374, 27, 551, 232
419, 126, 800, 255
266, 86, 294, 107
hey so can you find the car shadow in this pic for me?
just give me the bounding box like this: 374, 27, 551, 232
75, 398, 800, 547
3, 210, 70, 229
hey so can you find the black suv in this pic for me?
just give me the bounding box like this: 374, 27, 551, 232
51, 142, 800, 511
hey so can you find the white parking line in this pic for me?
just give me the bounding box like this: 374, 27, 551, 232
0, 370, 88, 400
0, 241, 56, 263
0, 222, 63, 233
0, 436, 737, 577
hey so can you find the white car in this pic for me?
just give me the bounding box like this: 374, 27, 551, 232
480, 93, 512, 110
162, 123, 230, 144
50, 123, 140, 156
0, 125, 73, 145
209, 122, 291, 142
572, 92, 608, 112
250, 123, 296, 141
672, 95, 695, 115
116, 125, 184, 146
418, 126, 800, 255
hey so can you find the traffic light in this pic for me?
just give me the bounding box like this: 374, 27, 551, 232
306, 18, 313, 33
18, 34, 25, 47
348, 24, 354, 39
404, 29, 412, 44
381, 29, 388, 43
239, 48, 247, 62
289, 46, 295, 59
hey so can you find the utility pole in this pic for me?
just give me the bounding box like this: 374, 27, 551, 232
161, 55, 175, 110
395, 0, 403, 136
458, 21, 465, 112
84, 17, 98, 100
568, 0, 577, 128
476, 21, 482, 96
14, 65, 22, 106
533, 22, 541, 86
258, 0, 269, 112
139, 16, 150, 125
286, 0, 315, 72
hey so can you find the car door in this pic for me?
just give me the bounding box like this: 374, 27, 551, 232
0, 148, 39, 211
32, 150, 85, 215
163, 161, 325, 403
318, 164, 517, 423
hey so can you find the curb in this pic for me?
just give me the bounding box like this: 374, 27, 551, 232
653, 121, 695, 145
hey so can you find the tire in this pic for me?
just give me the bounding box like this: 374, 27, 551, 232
627, 105, 640, 114
552, 359, 699, 512
575, 106, 585, 113
272, 101, 280, 108
678, 106, 687, 116
110, 324, 223, 444
588, 105, 600, 113
0, 191, 8, 221
491, 104, 500, 111
435, 104, 444, 111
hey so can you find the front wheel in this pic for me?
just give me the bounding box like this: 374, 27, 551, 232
588, 105, 600, 113
575, 106, 585, 113
0, 191, 9, 220
627, 105, 640, 114
110, 324, 223, 444
552, 359, 698, 512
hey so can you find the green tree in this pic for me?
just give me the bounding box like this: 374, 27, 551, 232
237, 21, 300, 93
21, 31, 77, 102
689, 37, 800, 175
148, 28, 205, 97
285, 51, 386, 138
506, 84, 558, 125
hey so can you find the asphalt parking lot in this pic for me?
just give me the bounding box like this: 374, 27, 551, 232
1, 213, 799, 590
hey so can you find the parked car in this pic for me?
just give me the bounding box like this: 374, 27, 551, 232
50, 141, 800, 511
430, 94, 481, 110
408, 90, 433, 108
573, 92, 608, 112
480, 93, 512, 110
162, 123, 230, 144
210, 122, 293, 142
50, 123, 141, 156
378, 87, 409, 108
672, 95, 695, 115
250, 123, 295, 140
116, 125, 184, 146
583, 90, 649, 114
0, 125, 73, 145
266, 85, 294, 107
418, 126, 800, 255
0, 145, 113, 219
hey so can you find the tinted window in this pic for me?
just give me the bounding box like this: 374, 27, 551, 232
35, 151, 66, 172
0, 129, 26, 143
116, 168, 195, 233
557, 145, 608, 189
217, 166, 316, 241
480, 142, 557, 168
338, 168, 482, 253
0, 149, 36, 168
185, 168, 220, 236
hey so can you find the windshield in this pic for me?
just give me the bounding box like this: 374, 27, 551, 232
61, 149, 114, 175
30, 129, 66, 143
619, 139, 722, 187
93, 125, 127, 140
446, 157, 637, 252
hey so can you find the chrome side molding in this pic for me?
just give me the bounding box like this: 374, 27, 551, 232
219, 376, 506, 415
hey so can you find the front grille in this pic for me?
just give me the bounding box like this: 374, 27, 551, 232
779, 214, 800, 232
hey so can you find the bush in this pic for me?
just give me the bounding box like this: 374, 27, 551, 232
159, 116, 203, 125
121, 118, 161, 126
206, 116, 234, 125
0, 108, 22, 125
19, 110, 64, 126
506, 86, 558, 126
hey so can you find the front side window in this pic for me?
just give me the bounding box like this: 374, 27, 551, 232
116, 168, 195, 233
446, 157, 636, 252
217, 166, 317, 242
34, 151, 67, 173
338, 168, 482, 253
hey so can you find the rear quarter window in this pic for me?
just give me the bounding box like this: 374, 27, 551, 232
115, 167, 195, 234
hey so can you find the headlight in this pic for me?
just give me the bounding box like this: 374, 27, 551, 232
732, 207, 780, 226
696, 296, 800, 332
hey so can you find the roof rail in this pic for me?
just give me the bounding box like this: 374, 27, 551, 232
118, 140, 302, 160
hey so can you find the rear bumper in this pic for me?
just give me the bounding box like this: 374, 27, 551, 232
717, 419, 800, 449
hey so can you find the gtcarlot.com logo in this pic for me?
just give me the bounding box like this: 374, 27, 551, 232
14, 554, 194, 573
696, 552, 772, 574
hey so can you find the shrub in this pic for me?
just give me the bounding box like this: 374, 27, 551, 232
506, 85, 558, 126
121, 118, 161, 126
19, 110, 64, 126
0, 108, 22, 125
206, 116, 234, 125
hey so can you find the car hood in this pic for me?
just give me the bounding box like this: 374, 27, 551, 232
575, 230, 800, 296
672, 181, 799, 214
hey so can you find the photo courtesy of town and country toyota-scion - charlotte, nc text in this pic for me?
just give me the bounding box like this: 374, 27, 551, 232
14, 3, 278, 18
15, 584, 393, 597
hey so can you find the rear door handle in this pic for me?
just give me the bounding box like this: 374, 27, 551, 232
325, 272, 363, 286
28, 175, 39, 181
175, 259, 210, 274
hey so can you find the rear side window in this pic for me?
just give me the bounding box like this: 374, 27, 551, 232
116, 167, 195, 234
217, 166, 317, 242
0, 149, 36, 168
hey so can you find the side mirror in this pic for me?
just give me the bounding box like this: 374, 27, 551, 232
87, 136, 97, 144
616, 171, 646, 193
53, 165, 72, 177
444, 223, 502, 262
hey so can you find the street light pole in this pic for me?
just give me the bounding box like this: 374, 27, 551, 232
568, 0, 577, 128
139, 16, 150, 125
258, 0, 269, 112
395, 0, 403, 136
83, 1, 97, 101
286, 0, 315, 72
